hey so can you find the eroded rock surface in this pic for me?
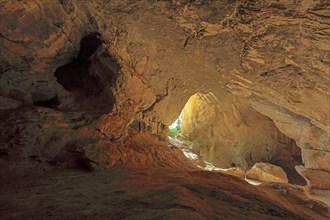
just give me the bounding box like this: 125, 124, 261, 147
179, 92, 303, 171
1, 168, 329, 220
246, 162, 289, 184
296, 165, 330, 190
0, 0, 329, 215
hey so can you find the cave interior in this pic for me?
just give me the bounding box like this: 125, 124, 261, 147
0, 0, 329, 219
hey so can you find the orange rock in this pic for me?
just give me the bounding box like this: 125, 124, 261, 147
246, 162, 288, 183
296, 165, 330, 190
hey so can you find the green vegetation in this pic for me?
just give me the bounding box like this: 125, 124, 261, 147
168, 126, 179, 138
168, 117, 181, 138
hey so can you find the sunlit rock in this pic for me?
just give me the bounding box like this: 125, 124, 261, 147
178, 93, 301, 172
246, 162, 289, 183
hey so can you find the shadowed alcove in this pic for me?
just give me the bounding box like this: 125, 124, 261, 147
54, 33, 118, 113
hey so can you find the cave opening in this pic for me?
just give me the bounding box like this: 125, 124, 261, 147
54, 33, 118, 113
168, 93, 306, 186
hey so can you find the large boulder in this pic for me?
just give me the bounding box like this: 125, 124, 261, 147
246, 162, 288, 183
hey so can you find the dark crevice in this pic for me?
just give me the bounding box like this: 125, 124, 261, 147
0, 149, 9, 157
55, 33, 102, 93
282, 166, 307, 186
33, 95, 60, 108
48, 146, 95, 172
76, 157, 94, 172
271, 139, 307, 186
54, 33, 118, 113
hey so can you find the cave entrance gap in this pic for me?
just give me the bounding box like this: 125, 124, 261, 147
168, 93, 306, 186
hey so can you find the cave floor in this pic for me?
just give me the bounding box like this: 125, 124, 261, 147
1, 167, 329, 220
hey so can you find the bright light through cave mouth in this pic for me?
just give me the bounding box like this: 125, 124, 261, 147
168, 93, 307, 187
169, 118, 180, 130
168, 115, 181, 138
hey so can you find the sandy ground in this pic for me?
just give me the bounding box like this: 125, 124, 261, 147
1, 167, 329, 220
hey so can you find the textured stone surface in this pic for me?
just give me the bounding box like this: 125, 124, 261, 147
1, 168, 329, 220
246, 162, 289, 183
0, 0, 90, 105
296, 165, 330, 190
0, 0, 329, 192
0, 106, 194, 176
179, 93, 302, 171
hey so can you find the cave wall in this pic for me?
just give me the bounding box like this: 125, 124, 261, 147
0, 0, 89, 106
0, 0, 329, 190
179, 93, 302, 171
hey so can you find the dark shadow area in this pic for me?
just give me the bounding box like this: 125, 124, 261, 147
281, 166, 307, 185
54, 33, 118, 113
47, 151, 94, 172
55, 34, 102, 93
76, 157, 94, 172
48, 142, 95, 172
271, 139, 307, 186
33, 95, 60, 108
0, 148, 9, 157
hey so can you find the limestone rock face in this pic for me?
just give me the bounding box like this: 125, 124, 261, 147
296, 165, 330, 190
0, 0, 329, 191
246, 162, 289, 184
179, 93, 302, 172
0, 106, 195, 178
0, 0, 90, 105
